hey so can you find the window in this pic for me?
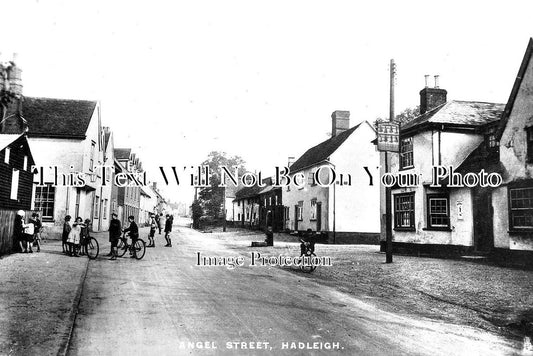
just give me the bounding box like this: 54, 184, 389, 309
10, 169, 19, 200
238, 213, 241, 221
269, 197, 272, 206
399, 137, 414, 169
527, 127, 533, 163
394, 193, 415, 229
4, 147, 10, 164
427, 195, 449, 228
509, 186, 533, 230
284, 207, 290, 220
275, 196, 278, 205
297, 201, 303, 221
75, 189, 81, 218
103, 199, 108, 219
310, 199, 317, 220
93, 195, 100, 219
35, 185, 55, 220
23, 156, 28, 171
90, 141, 96, 171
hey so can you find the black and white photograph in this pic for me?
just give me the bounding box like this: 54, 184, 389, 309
0, 1, 532, 355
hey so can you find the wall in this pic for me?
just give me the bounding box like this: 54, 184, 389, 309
389, 128, 481, 247
493, 53, 533, 252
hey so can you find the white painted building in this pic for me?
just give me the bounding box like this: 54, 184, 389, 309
284, 111, 380, 244
24, 97, 111, 233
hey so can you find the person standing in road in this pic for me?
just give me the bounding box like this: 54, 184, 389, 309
31, 213, 43, 252
158, 213, 164, 235
123, 215, 139, 258
62, 215, 72, 254
147, 213, 157, 248
164, 214, 172, 247
107, 212, 122, 260
67, 217, 84, 257
155, 213, 161, 234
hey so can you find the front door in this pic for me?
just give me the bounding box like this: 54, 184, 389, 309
316, 202, 322, 232
294, 205, 299, 231
473, 189, 494, 253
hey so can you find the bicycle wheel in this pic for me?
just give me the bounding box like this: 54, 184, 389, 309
86, 237, 99, 260
134, 239, 146, 260
300, 251, 317, 273
117, 238, 128, 257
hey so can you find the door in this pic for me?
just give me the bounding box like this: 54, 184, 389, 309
294, 205, 299, 231
316, 202, 322, 232
473, 189, 494, 253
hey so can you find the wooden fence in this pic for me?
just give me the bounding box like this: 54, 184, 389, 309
0, 209, 42, 256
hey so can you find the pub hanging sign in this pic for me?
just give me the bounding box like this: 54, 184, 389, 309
377, 121, 400, 152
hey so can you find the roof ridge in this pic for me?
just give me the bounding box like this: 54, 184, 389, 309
24, 96, 98, 103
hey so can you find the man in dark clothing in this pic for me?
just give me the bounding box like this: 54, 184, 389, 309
164, 214, 173, 247
123, 215, 139, 258
300, 228, 315, 256
62, 215, 72, 254
107, 212, 122, 260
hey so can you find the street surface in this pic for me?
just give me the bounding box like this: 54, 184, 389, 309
64, 223, 518, 356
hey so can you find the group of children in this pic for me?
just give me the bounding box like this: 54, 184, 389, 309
14, 210, 43, 253
61, 215, 92, 257
147, 213, 173, 248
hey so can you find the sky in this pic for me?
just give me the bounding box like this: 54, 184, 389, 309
1, 0, 532, 204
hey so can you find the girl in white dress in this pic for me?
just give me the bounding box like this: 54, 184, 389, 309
67, 217, 84, 257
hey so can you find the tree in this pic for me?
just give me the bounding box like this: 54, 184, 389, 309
197, 151, 247, 220
374, 105, 420, 129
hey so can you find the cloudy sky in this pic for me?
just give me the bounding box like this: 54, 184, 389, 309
1, 0, 532, 203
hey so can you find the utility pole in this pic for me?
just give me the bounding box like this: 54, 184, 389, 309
385, 59, 396, 263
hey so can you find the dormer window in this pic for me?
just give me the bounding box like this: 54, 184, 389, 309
4, 147, 10, 164
399, 137, 414, 169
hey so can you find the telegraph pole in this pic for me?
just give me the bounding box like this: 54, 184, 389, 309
385, 59, 396, 263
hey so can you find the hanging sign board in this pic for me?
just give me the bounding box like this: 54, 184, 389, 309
377, 121, 400, 152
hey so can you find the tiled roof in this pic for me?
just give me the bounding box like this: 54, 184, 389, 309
23, 97, 97, 138
401, 100, 505, 133
497, 38, 533, 140
289, 122, 364, 173
234, 177, 272, 200
0, 134, 24, 152
114, 148, 131, 160
455, 142, 507, 180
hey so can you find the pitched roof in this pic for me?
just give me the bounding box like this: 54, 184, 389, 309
401, 100, 505, 134
455, 142, 507, 179
497, 38, 533, 140
289, 122, 364, 173
22, 97, 97, 139
0, 134, 24, 152
0, 134, 35, 166
114, 148, 131, 160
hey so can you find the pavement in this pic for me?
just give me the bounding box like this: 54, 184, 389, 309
0, 224, 530, 355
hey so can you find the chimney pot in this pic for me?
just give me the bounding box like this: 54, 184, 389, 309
424, 75, 430, 88
434, 75, 440, 88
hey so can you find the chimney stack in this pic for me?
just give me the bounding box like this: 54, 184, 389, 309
419, 75, 446, 115
287, 156, 295, 168
331, 110, 350, 137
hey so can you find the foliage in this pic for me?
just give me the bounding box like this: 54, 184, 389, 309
191, 200, 203, 229
197, 151, 247, 219
374, 106, 420, 129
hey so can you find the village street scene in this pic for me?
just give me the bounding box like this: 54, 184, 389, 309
1, 1, 533, 355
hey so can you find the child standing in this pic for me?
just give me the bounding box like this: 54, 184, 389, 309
31, 213, 43, 252
147, 214, 157, 247
62, 215, 72, 254
67, 217, 84, 257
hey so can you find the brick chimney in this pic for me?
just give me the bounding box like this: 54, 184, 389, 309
419, 75, 446, 115
1, 53, 25, 134
331, 110, 350, 137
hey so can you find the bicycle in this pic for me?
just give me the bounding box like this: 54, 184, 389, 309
299, 240, 317, 273
81, 235, 99, 260
116, 233, 146, 260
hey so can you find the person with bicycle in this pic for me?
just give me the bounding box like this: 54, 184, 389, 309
299, 228, 316, 256
108, 212, 122, 260
122, 215, 139, 258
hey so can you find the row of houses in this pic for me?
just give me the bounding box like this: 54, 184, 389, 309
0, 57, 168, 250
230, 38, 533, 263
